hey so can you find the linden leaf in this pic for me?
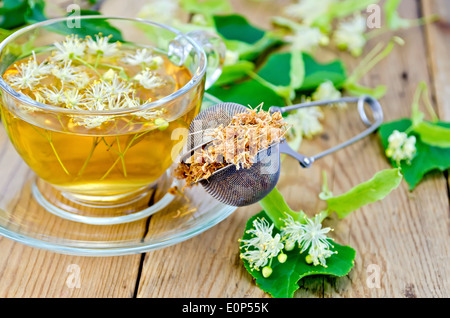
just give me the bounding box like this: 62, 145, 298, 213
413, 121, 450, 148
212, 14, 281, 61
213, 14, 266, 44
379, 119, 450, 190
325, 168, 403, 219
46, 10, 124, 42
241, 211, 356, 298
256, 51, 304, 100
299, 52, 347, 92
213, 60, 255, 87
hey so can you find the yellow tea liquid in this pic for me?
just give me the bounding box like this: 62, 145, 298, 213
1, 43, 201, 198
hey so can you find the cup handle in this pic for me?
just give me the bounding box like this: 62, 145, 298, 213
186, 30, 226, 90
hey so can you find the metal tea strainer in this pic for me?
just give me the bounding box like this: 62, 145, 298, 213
179, 95, 383, 207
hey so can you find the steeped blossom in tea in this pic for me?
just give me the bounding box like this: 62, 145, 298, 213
1, 34, 201, 198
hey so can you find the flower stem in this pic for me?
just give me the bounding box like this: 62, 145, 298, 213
100, 131, 149, 180
77, 137, 101, 178
74, 57, 101, 76
31, 126, 70, 175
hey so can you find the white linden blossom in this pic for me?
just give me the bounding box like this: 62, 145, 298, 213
284, 25, 329, 52
312, 80, 347, 108
297, 215, 334, 254
83, 81, 109, 110
71, 115, 114, 129
73, 72, 92, 90
333, 14, 367, 57
281, 214, 305, 251
307, 241, 336, 267
386, 130, 417, 164
52, 35, 86, 62
103, 74, 132, 96
287, 105, 324, 139
86, 34, 119, 57
137, 0, 179, 25
282, 214, 336, 267
224, 50, 239, 66
240, 218, 285, 274
63, 89, 85, 109
133, 69, 165, 90
7, 54, 52, 90
122, 48, 164, 68
283, 0, 335, 26
51, 60, 81, 84
39, 86, 66, 105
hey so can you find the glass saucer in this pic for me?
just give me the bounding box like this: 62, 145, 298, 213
0, 94, 237, 256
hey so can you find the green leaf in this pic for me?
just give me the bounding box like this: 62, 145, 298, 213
325, 168, 403, 219
413, 121, 450, 148
213, 14, 281, 61
258, 188, 305, 229
241, 211, 356, 298
46, 10, 124, 42
207, 78, 285, 110
256, 51, 304, 98
24, 0, 46, 23
0, 0, 29, 29
299, 52, 347, 92
213, 14, 265, 44
379, 119, 450, 190
213, 60, 255, 86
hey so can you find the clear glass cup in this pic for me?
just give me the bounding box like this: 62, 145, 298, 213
0, 16, 225, 225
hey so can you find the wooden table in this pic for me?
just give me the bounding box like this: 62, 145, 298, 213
0, 0, 448, 298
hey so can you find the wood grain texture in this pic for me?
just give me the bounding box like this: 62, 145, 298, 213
0, 0, 448, 298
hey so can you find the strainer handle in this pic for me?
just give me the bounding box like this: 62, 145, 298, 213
271, 95, 383, 166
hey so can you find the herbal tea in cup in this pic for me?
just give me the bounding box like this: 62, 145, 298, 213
0, 17, 224, 224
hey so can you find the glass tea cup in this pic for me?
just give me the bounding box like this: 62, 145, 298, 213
0, 16, 225, 225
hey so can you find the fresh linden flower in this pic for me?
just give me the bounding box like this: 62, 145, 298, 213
86, 34, 119, 57
312, 80, 347, 108
52, 34, 86, 62
103, 74, 132, 96
63, 89, 85, 109
122, 48, 164, 68
281, 213, 305, 251
7, 54, 51, 90
224, 50, 239, 66
51, 60, 81, 84
133, 69, 165, 90
333, 13, 367, 57
137, 0, 179, 25
283, 214, 336, 267
239, 218, 285, 274
83, 80, 109, 110
71, 114, 114, 129
286, 102, 324, 139
385, 130, 417, 165
73, 72, 92, 90
297, 215, 334, 254
284, 24, 329, 52
283, 0, 335, 26
306, 241, 336, 267
39, 86, 66, 105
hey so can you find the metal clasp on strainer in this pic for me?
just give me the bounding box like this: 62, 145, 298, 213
270, 95, 384, 168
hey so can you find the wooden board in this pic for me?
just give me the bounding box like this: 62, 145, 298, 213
0, 0, 447, 298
